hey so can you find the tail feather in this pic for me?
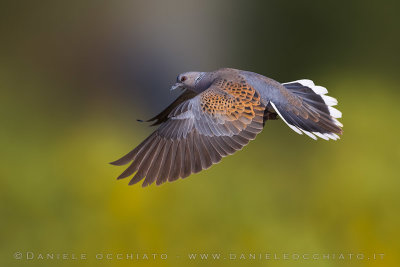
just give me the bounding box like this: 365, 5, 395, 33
271, 79, 343, 141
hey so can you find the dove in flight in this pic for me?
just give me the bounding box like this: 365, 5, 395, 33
111, 68, 343, 187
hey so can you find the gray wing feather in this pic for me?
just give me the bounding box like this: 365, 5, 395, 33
111, 81, 266, 187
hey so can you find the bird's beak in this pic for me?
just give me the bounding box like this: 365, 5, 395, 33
170, 83, 183, 91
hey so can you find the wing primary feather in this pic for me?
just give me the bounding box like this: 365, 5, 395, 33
196, 134, 213, 169
128, 137, 161, 185
182, 135, 192, 179
117, 135, 158, 179
193, 137, 207, 171
200, 135, 222, 164
191, 132, 203, 173
169, 140, 183, 182
157, 140, 177, 185
111, 134, 155, 166
153, 140, 172, 185
178, 137, 187, 179
142, 140, 167, 187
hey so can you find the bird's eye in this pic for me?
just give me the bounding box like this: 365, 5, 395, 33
180, 76, 187, 82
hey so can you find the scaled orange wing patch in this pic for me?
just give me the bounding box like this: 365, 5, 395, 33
200, 78, 264, 125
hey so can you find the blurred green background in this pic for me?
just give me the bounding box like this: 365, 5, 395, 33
1, 0, 399, 266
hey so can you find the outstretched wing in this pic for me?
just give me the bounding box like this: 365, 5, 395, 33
111, 78, 266, 187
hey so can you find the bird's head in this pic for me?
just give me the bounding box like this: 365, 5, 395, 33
171, 71, 207, 93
